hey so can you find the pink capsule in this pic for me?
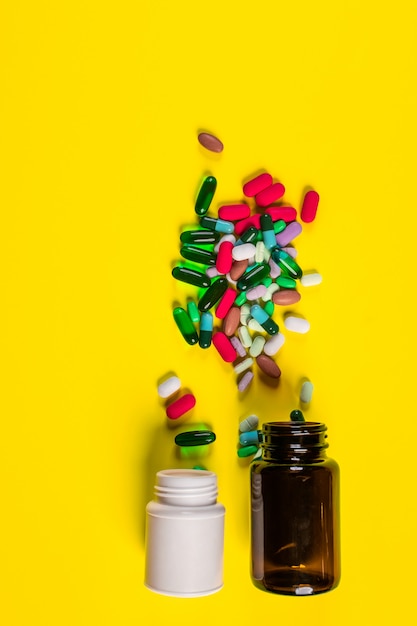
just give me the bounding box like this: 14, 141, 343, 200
255, 183, 286, 207
212, 331, 238, 362
275, 221, 303, 247
265, 206, 297, 222
215, 287, 237, 319
216, 240, 234, 274
218, 204, 251, 221
246, 285, 267, 300
166, 393, 196, 420
269, 257, 281, 278
301, 190, 320, 223
243, 173, 273, 197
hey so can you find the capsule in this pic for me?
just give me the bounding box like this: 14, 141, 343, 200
300, 381, 314, 404
172, 266, 211, 288
198, 277, 229, 312
271, 249, 303, 279
272, 289, 301, 306
216, 240, 234, 274
249, 335, 266, 357
255, 241, 267, 263
166, 393, 196, 419
290, 409, 305, 422
250, 304, 279, 335
234, 291, 247, 306
232, 243, 256, 262
260, 213, 277, 251
215, 287, 237, 319
200, 215, 234, 234
265, 206, 297, 222
173, 307, 199, 345
187, 299, 200, 323
255, 182, 286, 207
237, 445, 258, 458
239, 414, 259, 432
157, 375, 181, 399
268, 257, 281, 279
239, 430, 262, 446
180, 229, 220, 245
237, 263, 270, 291
273, 219, 287, 235
180, 245, 217, 266
212, 331, 238, 362
246, 284, 267, 301
218, 204, 251, 220
275, 221, 303, 247
214, 234, 235, 253
263, 332, 285, 356
175, 430, 216, 447
238, 325, 252, 348
230, 259, 249, 281
230, 335, 247, 357
300, 272, 323, 287
300, 190, 319, 223
233, 357, 254, 375
237, 370, 254, 392
256, 354, 281, 379
284, 315, 310, 334
243, 172, 273, 197
199, 311, 213, 349
197, 132, 224, 153
264, 300, 274, 316
234, 215, 262, 236
248, 318, 265, 333
236, 226, 259, 245
195, 176, 217, 216
223, 306, 241, 336
276, 275, 296, 289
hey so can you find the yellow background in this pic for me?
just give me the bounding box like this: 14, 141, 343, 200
1, 1, 416, 624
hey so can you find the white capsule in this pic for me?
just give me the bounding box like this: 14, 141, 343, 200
284, 315, 310, 334
214, 234, 236, 253
157, 375, 181, 399
240, 303, 251, 326
239, 414, 259, 432
238, 325, 253, 348
263, 332, 285, 356
234, 357, 254, 375
232, 242, 256, 261
300, 272, 322, 287
262, 282, 279, 301
300, 380, 314, 404
255, 241, 266, 264
248, 318, 265, 333
246, 285, 267, 301
249, 335, 266, 357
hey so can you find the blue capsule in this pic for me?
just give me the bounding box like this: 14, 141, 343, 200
200, 216, 234, 234
199, 311, 213, 349
239, 430, 262, 446
260, 214, 276, 251
250, 304, 279, 335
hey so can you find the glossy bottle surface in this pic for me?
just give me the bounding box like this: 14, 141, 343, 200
251, 421, 340, 596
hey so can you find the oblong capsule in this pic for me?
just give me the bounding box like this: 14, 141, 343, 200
236, 226, 259, 245
214, 234, 236, 253
239, 414, 259, 432
237, 263, 270, 291
197, 132, 224, 153
230, 259, 249, 281
216, 240, 234, 274
198, 277, 229, 312
218, 204, 251, 220
243, 172, 273, 197
237, 370, 254, 392
238, 325, 252, 348
265, 206, 297, 222
255, 182, 286, 207
230, 335, 247, 357
157, 375, 181, 399
172, 266, 211, 288
263, 332, 285, 356
239, 430, 262, 446
300, 380, 314, 404
273, 219, 287, 234
180, 245, 217, 266
250, 304, 279, 335
237, 444, 258, 458
275, 221, 303, 247
180, 229, 220, 245
284, 315, 310, 334
215, 287, 237, 319
256, 354, 281, 378
276, 275, 296, 289
268, 257, 281, 279
175, 430, 216, 446
260, 213, 276, 251
255, 241, 267, 263
248, 318, 265, 333
200, 215, 234, 234
222, 306, 241, 336
199, 311, 213, 349
173, 307, 199, 345
195, 176, 217, 216
187, 299, 200, 323
262, 282, 279, 301
232, 242, 256, 261
234, 291, 247, 306
272, 289, 301, 305
249, 335, 266, 357
301, 190, 319, 223
246, 284, 267, 301
271, 249, 303, 279
234, 357, 254, 375
166, 393, 196, 419
300, 272, 323, 287
212, 331, 237, 362
264, 300, 274, 316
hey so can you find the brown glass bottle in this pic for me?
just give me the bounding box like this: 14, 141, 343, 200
251, 421, 340, 596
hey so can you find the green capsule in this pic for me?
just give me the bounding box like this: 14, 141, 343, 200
271, 248, 303, 279
172, 266, 211, 289
180, 245, 217, 266
290, 409, 305, 422
237, 445, 258, 458
173, 307, 199, 345
264, 300, 275, 316
273, 219, 287, 234
175, 430, 216, 447
180, 229, 220, 245
276, 275, 297, 289
239, 226, 259, 244
195, 175, 217, 216
237, 263, 270, 291
193, 465, 208, 470
234, 291, 247, 306
262, 276, 273, 288
198, 277, 228, 312
199, 311, 213, 349
187, 300, 200, 323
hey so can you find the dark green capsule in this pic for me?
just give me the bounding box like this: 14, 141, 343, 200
239, 226, 259, 244
276, 275, 297, 289
172, 266, 211, 289
237, 445, 258, 458
290, 409, 305, 422
175, 430, 216, 447
195, 176, 217, 216
237, 263, 270, 291
200, 215, 234, 234
273, 219, 287, 234
180, 245, 217, 266
173, 307, 199, 345
198, 277, 228, 312
180, 229, 220, 245
271, 248, 303, 279
199, 311, 213, 349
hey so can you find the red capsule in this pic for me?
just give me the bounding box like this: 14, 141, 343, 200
255, 183, 286, 207
265, 206, 297, 222
218, 204, 251, 221
166, 393, 196, 420
212, 332, 237, 362
301, 190, 319, 223
216, 240, 234, 274
243, 173, 273, 197
215, 287, 237, 319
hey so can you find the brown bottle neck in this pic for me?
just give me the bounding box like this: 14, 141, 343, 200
261, 421, 329, 463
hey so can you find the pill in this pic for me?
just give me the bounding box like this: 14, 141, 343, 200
172, 266, 211, 289
256, 354, 281, 379
198, 277, 229, 312
197, 132, 224, 153
166, 393, 196, 419
255, 182, 286, 207
206, 266, 221, 278
199, 311, 213, 349
187, 300, 200, 323
216, 240, 234, 274
284, 315, 310, 333
181, 244, 217, 266
232, 243, 256, 262
180, 229, 220, 245
238, 325, 252, 348
275, 221, 303, 247
301, 190, 319, 223
268, 257, 281, 278
225, 272, 237, 286
214, 234, 236, 253
273, 219, 287, 235
234, 291, 247, 306
265, 206, 297, 222
200, 215, 234, 234
234, 357, 254, 375
234, 215, 262, 236
212, 331, 238, 362
222, 306, 241, 336
300, 272, 322, 287
215, 287, 237, 319
230, 335, 247, 357
157, 375, 181, 399
255, 241, 267, 263
250, 304, 279, 335
260, 214, 277, 251
230, 259, 249, 280
237, 370, 254, 392
262, 282, 279, 301
195, 176, 217, 216
239, 430, 261, 446
271, 249, 303, 279
193, 465, 208, 470
262, 276, 273, 288
239, 414, 259, 432
246, 285, 267, 301
218, 204, 250, 220
175, 429, 216, 446
243, 172, 273, 197
276, 275, 296, 289
290, 409, 305, 422
281, 246, 297, 258
249, 335, 266, 357
272, 289, 301, 305
252, 447, 262, 460
263, 332, 285, 356
240, 303, 251, 326
237, 444, 258, 458
247, 318, 265, 333
264, 300, 274, 316
236, 226, 259, 245
173, 307, 199, 345
237, 263, 270, 291
300, 381, 314, 404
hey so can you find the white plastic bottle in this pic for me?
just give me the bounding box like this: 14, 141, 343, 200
144, 469, 226, 597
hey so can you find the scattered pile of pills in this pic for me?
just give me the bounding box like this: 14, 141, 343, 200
171, 170, 322, 391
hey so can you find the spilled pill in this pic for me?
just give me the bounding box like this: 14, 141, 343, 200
157, 375, 181, 399
243, 172, 273, 197
234, 357, 254, 375
230, 335, 247, 357
175, 430, 216, 446
212, 331, 238, 362
222, 306, 241, 336
239, 414, 259, 432
218, 204, 250, 220
300, 381, 314, 404
195, 176, 217, 216
263, 332, 285, 356
301, 190, 319, 223
237, 370, 254, 392
237, 445, 258, 458
284, 315, 310, 333
197, 132, 224, 153
301, 272, 322, 287
256, 354, 281, 378
255, 182, 286, 207
239, 430, 261, 446
272, 290, 301, 306
166, 393, 196, 420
